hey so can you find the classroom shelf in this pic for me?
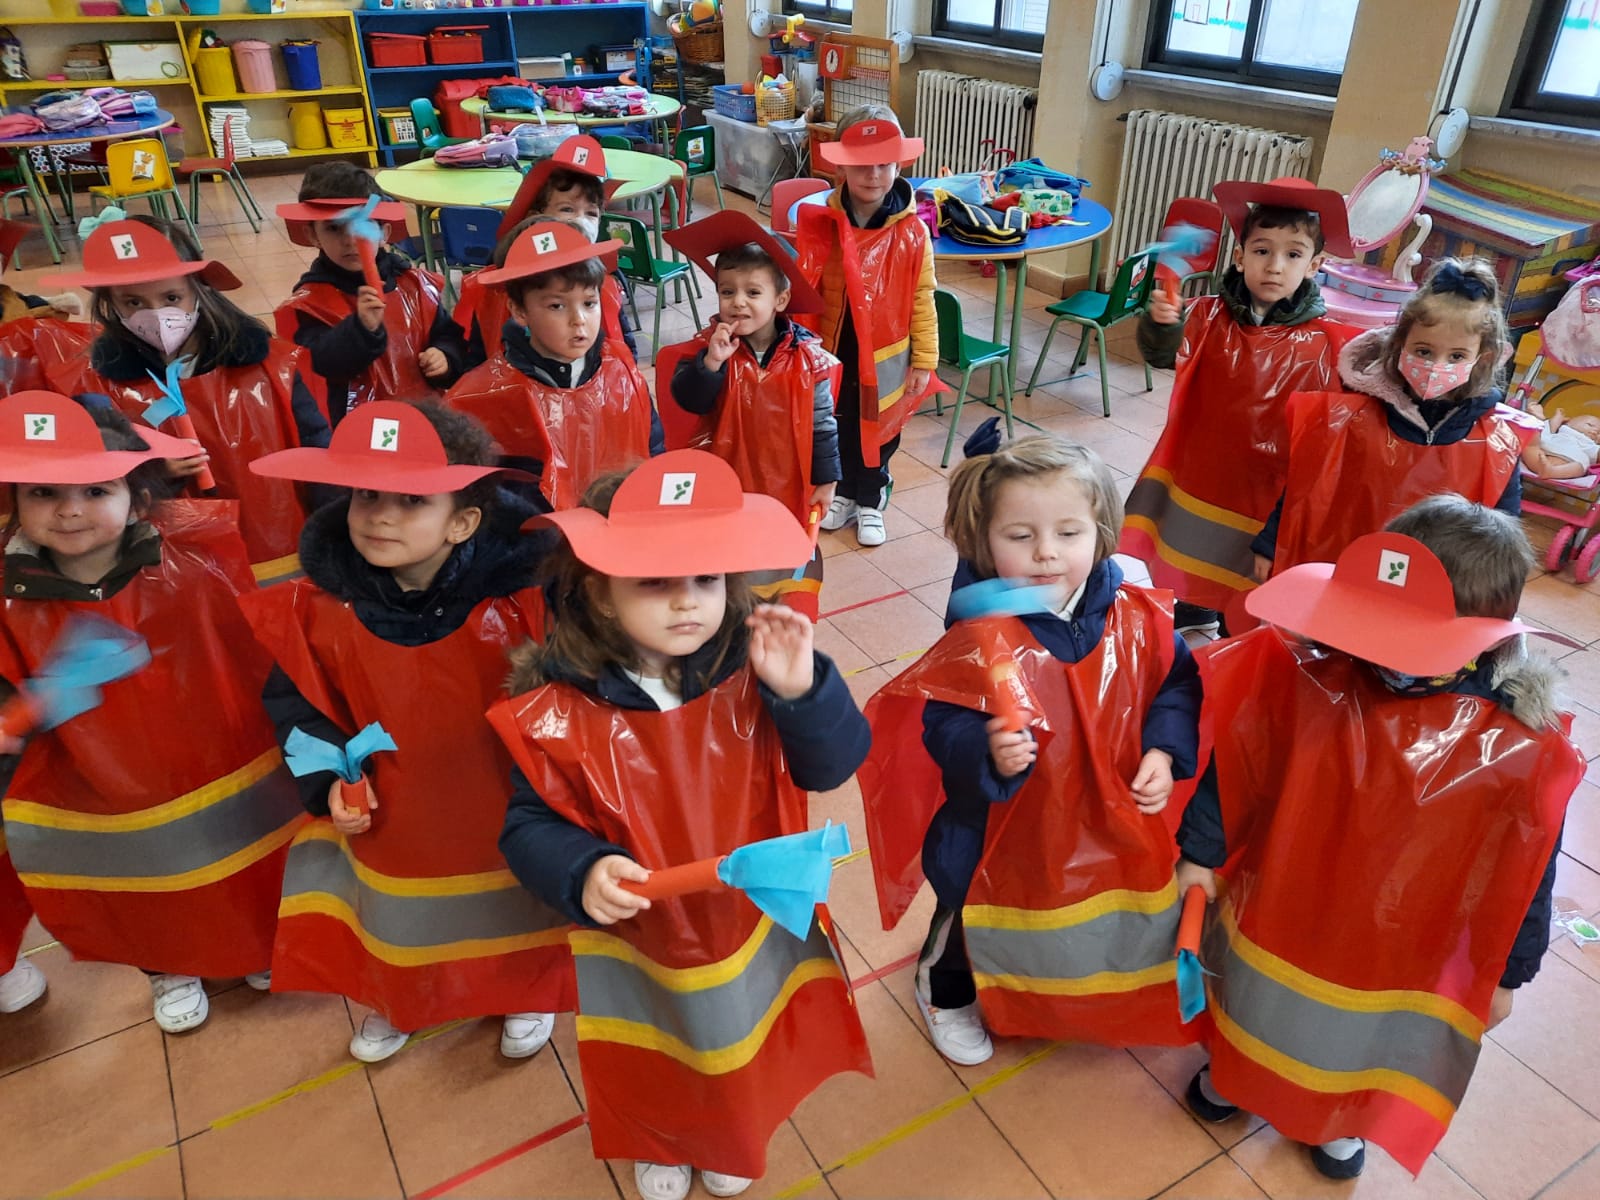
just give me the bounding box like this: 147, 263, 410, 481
197, 85, 367, 103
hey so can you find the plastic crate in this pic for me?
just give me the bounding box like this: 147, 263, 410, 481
323, 108, 368, 149
377, 107, 415, 146
428, 26, 487, 66
711, 84, 756, 123
367, 33, 425, 69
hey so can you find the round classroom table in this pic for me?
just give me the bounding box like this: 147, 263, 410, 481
483, 95, 682, 144
0, 109, 176, 264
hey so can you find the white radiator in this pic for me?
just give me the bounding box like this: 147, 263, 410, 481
1110, 109, 1315, 278
912, 70, 1036, 176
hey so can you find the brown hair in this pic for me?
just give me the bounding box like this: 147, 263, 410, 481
297, 161, 380, 202
1384, 493, 1531, 620
5, 400, 169, 533
714, 242, 790, 295
1385, 257, 1508, 400
532, 167, 603, 215
493, 217, 607, 308
1241, 204, 1324, 254
944, 434, 1123, 577
410, 401, 498, 516
509, 468, 756, 696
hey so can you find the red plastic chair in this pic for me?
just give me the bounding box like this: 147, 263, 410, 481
1161, 196, 1225, 292
770, 177, 828, 244
176, 115, 263, 232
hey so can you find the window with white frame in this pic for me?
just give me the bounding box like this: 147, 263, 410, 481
934, 0, 1048, 50
1503, 0, 1600, 127
1146, 0, 1360, 93
783, 0, 855, 24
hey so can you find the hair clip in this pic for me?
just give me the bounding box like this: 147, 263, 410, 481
75, 204, 127, 242
1429, 262, 1491, 302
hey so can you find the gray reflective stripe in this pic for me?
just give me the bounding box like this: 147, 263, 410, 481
576, 922, 836, 1053
965, 902, 1181, 983
5, 768, 302, 880
1204, 919, 1480, 1104
1124, 477, 1258, 579
874, 345, 910, 406
280, 836, 567, 947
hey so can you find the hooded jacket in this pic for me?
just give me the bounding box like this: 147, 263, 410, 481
1136, 264, 1329, 368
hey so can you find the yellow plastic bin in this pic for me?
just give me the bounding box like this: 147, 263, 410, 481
288, 101, 327, 150
194, 46, 236, 96
323, 108, 367, 149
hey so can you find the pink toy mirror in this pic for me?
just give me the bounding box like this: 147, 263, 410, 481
1343, 135, 1441, 255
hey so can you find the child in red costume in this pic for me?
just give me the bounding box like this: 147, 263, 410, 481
662, 210, 840, 620
796, 106, 937, 548
276, 162, 468, 424
445, 220, 658, 512
1176, 496, 1581, 1180
0, 392, 305, 1034
1120, 177, 1354, 634
244, 401, 572, 1064
43, 217, 330, 587
860, 432, 1201, 1066
492, 451, 872, 1200
1253, 257, 1527, 583
0, 848, 42, 1014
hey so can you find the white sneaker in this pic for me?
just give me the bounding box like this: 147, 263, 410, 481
634, 1162, 691, 1200
855, 506, 887, 547
0, 957, 46, 1013
244, 970, 272, 992
349, 1012, 410, 1063
151, 974, 209, 1033
914, 991, 993, 1065
820, 496, 858, 531
701, 1170, 754, 1197
500, 1011, 554, 1059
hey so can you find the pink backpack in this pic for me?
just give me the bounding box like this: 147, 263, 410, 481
432, 132, 520, 169
1543, 278, 1600, 370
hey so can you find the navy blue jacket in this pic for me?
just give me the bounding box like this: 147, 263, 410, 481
499, 642, 869, 927
920, 558, 1203, 910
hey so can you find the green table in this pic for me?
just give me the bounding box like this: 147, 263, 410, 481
484, 95, 682, 146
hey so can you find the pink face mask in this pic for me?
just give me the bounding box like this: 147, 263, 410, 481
1399, 350, 1474, 401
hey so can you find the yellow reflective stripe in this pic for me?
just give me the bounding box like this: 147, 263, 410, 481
1219, 905, 1483, 1039
251, 551, 302, 584
975, 959, 1176, 997
1138, 466, 1264, 534
277, 891, 568, 966
1211, 999, 1457, 1125
18, 820, 299, 893
571, 915, 774, 993
575, 957, 841, 1075
4, 747, 283, 834
966, 878, 1179, 932
293, 822, 520, 897
1122, 514, 1254, 589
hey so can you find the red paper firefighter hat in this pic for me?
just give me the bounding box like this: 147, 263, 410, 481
497, 135, 625, 238
275, 196, 411, 248
250, 401, 522, 494
528, 449, 812, 577
475, 219, 620, 289
42, 220, 242, 291
0, 391, 200, 484
818, 119, 924, 167
1245, 532, 1546, 676
663, 210, 824, 314
1211, 175, 1353, 258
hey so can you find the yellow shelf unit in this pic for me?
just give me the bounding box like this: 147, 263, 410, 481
0, 8, 377, 168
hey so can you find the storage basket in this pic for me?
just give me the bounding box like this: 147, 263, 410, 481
377, 106, 415, 146
281, 40, 321, 91
427, 26, 487, 66
323, 107, 367, 149
193, 46, 235, 96
232, 40, 276, 94
669, 16, 723, 65
755, 81, 795, 126
367, 32, 425, 69
711, 83, 756, 124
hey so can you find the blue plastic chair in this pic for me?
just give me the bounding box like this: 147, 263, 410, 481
435, 206, 500, 308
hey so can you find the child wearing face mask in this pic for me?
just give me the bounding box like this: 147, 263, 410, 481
445, 220, 658, 512
42, 217, 330, 587
1251, 258, 1527, 581
276, 162, 469, 424
0, 392, 305, 1034
242, 401, 573, 1064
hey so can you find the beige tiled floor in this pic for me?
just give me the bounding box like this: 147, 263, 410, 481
4, 175, 1600, 1200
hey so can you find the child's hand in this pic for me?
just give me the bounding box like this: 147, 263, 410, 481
327, 777, 376, 835
1175, 857, 1216, 902
1252, 554, 1273, 584
988, 714, 1036, 778
417, 347, 449, 379
1129, 748, 1174, 813
808, 481, 837, 515
356, 285, 386, 333
0, 732, 23, 756
1488, 985, 1514, 1029
582, 854, 652, 925
704, 322, 738, 369
747, 603, 814, 700
165, 448, 212, 480
906, 367, 932, 398
1148, 291, 1183, 325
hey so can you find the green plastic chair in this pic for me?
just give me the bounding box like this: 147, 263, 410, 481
601, 212, 700, 362
598, 134, 634, 151
672, 124, 723, 218
933, 288, 1013, 467
408, 99, 468, 157
1025, 249, 1158, 417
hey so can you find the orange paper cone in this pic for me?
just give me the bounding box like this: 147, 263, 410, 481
622, 857, 728, 900
339, 775, 371, 817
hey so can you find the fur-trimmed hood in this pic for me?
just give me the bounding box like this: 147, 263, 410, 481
1338, 327, 1502, 440
1487, 637, 1567, 733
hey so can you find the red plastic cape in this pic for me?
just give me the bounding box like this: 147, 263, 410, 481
445, 342, 652, 510
793, 200, 929, 467
83, 340, 313, 586
453, 273, 627, 364
275, 271, 448, 415
0, 316, 94, 396
240, 580, 573, 1029
488, 666, 872, 1178
1272, 389, 1530, 575
0, 500, 304, 977
0, 842, 30, 972
1196, 627, 1581, 1174
860, 595, 1196, 1047
1119, 299, 1354, 608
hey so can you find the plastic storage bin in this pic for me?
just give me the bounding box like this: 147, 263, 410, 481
289, 101, 328, 150
193, 46, 236, 96
232, 40, 276, 94
427, 26, 487, 65
247, 0, 286, 11
367, 33, 425, 69
323, 108, 368, 149
377, 107, 416, 146
183, 0, 222, 14
711, 84, 757, 123
281, 41, 321, 91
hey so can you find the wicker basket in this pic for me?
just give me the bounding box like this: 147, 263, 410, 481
669, 15, 724, 65
756, 81, 796, 126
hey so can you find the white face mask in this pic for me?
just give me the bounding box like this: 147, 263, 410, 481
573, 214, 600, 243
124, 306, 198, 358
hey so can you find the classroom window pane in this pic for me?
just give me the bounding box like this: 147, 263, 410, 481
1254, 0, 1360, 74
945, 0, 997, 25
1164, 0, 1247, 62
1540, 0, 1600, 98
